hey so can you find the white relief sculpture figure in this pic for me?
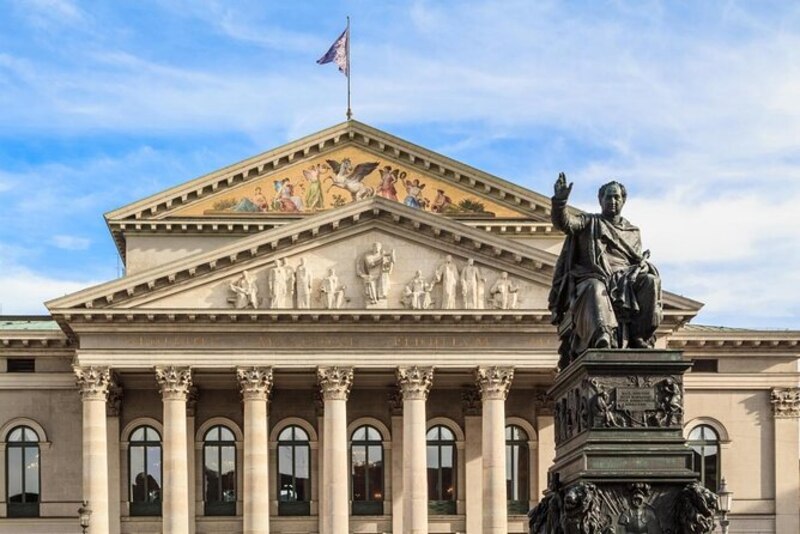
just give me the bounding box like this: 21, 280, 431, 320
268, 259, 292, 309
402, 270, 434, 310
295, 258, 312, 309
434, 254, 460, 309
229, 270, 259, 309
460, 258, 486, 309
320, 268, 347, 309
356, 242, 396, 306
489, 271, 519, 310
284, 259, 296, 308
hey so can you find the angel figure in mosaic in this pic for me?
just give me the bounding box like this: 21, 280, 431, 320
325, 158, 379, 201
402, 177, 428, 209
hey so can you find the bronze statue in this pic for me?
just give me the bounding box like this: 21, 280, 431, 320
548, 173, 662, 368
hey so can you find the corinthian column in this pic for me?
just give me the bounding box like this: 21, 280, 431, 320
771, 388, 800, 533
156, 366, 193, 534
476, 366, 514, 534
317, 366, 354, 534
397, 366, 434, 534
74, 366, 113, 534
237, 367, 274, 534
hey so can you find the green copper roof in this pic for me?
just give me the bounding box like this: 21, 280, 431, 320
0, 317, 61, 331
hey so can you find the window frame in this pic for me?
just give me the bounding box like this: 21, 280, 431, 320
350, 424, 384, 516
202, 425, 237, 516
277, 425, 311, 516
688, 424, 721, 493
128, 425, 162, 516
426, 425, 456, 515
505, 424, 529, 514
6, 425, 40, 518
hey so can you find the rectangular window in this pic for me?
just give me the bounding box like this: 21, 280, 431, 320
691, 359, 718, 373
7, 359, 35, 373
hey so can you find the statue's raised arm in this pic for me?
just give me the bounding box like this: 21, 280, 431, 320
547, 176, 663, 369
553, 171, 573, 201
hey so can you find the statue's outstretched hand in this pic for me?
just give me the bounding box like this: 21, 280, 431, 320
554, 172, 573, 201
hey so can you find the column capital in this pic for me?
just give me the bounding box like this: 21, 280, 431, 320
155, 366, 193, 401
317, 366, 354, 401
475, 366, 514, 401
771, 387, 800, 419
396, 366, 434, 401
237, 366, 274, 401
74, 365, 113, 401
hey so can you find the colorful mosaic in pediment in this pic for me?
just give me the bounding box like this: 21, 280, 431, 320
171, 146, 524, 218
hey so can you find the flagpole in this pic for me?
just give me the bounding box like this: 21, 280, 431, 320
346, 16, 352, 120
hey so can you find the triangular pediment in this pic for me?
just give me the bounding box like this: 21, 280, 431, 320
104, 121, 557, 258
50, 198, 701, 323
52, 198, 556, 313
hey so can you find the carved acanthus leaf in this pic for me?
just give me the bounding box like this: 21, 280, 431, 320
396, 366, 434, 401
74, 366, 113, 401
237, 366, 274, 401
475, 366, 514, 400
317, 366, 354, 401
155, 366, 193, 400
771, 388, 800, 418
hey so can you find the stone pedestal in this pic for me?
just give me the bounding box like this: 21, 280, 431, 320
531, 350, 719, 534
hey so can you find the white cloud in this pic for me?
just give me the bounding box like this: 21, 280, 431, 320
51, 235, 91, 251
0, 267, 100, 315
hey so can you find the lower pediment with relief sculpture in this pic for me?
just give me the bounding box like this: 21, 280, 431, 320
126, 228, 550, 311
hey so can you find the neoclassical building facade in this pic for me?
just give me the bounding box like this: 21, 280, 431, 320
0, 121, 798, 534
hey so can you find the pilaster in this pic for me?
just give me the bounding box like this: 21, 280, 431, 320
771, 388, 800, 533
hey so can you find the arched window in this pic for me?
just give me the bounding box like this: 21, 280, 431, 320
351, 425, 384, 515
129, 425, 162, 516
278, 425, 311, 516
203, 425, 236, 516
506, 425, 529, 514
688, 424, 720, 493
427, 425, 456, 515
6, 426, 40, 517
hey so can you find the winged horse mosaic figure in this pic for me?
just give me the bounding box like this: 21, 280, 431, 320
325, 158, 380, 201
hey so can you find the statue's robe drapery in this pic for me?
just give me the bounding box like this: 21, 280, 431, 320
548, 197, 662, 360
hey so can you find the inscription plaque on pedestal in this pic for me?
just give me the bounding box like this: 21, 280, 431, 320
616, 387, 656, 411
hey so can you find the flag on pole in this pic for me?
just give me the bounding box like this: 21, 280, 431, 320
316, 26, 349, 76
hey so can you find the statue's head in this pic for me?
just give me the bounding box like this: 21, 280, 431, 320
372, 242, 382, 253
598, 181, 627, 218
445, 254, 453, 262
467, 258, 474, 266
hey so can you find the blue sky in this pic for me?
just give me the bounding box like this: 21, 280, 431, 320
0, 0, 798, 328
